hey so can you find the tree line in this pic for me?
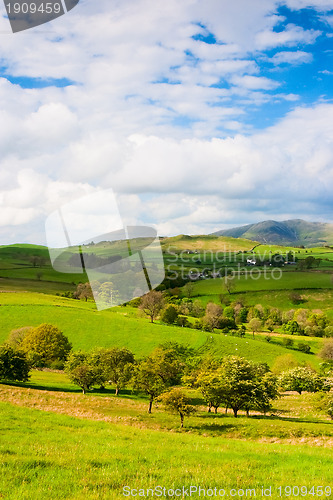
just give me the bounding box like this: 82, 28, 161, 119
1, 325, 332, 425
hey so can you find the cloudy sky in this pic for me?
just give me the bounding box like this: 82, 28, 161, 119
0, 0, 333, 244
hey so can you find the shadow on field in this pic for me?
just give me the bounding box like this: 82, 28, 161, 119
189, 422, 237, 433
1, 381, 146, 401
1, 381, 83, 394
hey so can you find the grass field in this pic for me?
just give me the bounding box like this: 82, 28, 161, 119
0, 291, 323, 368
0, 368, 332, 500
0, 241, 333, 499
0, 401, 331, 500
191, 272, 333, 321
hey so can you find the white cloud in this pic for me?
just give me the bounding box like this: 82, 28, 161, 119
0, 0, 332, 242
255, 24, 321, 49
231, 75, 281, 90
1, 101, 333, 240
285, 0, 333, 10
269, 50, 313, 65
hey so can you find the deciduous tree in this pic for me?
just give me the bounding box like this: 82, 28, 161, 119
0, 345, 30, 382
157, 388, 196, 427
248, 318, 262, 338
278, 367, 321, 394
65, 351, 100, 394
94, 347, 135, 395
21, 323, 72, 368
74, 282, 93, 302
139, 290, 164, 323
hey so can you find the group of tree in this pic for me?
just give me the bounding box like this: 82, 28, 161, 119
8, 323, 72, 369
0, 323, 73, 382
1, 330, 332, 424
189, 356, 279, 417
278, 367, 331, 394
63, 343, 284, 423
135, 291, 332, 339
65, 347, 135, 395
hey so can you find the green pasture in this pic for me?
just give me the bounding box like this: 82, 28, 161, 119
0, 391, 332, 499
0, 292, 322, 368
192, 272, 332, 296
200, 333, 321, 369
0, 292, 207, 356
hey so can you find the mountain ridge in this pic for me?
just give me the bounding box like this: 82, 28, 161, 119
211, 219, 333, 247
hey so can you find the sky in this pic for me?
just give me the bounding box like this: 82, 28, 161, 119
0, 0, 333, 244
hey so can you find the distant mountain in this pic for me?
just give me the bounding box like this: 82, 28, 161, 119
212, 219, 333, 247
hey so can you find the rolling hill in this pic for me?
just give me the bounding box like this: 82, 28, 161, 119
212, 219, 333, 247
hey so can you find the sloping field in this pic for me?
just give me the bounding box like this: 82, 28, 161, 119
0, 292, 321, 367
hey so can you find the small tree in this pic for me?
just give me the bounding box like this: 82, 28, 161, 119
74, 282, 93, 302
65, 351, 100, 394
223, 275, 235, 295
7, 326, 33, 349
160, 305, 179, 325
319, 339, 333, 362
253, 372, 279, 415
132, 359, 166, 413
183, 282, 194, 299
248, 318, 262, 339
98, 282, 118, 306
67, 365, 98, 394
282, 320, 300, 335
217, 356, 258, 418
0, 345, 30, 382
157, 388, 196, 427
203, 302, 223, 332
139, 290, 164, 323
21, 323, 72, 368
196, 369, 226, 413
278, 367, 320, 395
132, 345, 184, 413
95, 347, 135, 395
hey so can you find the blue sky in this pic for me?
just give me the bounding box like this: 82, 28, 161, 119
0, 0, 333, 244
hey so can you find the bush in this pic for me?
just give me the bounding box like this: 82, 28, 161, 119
289, 292, 303, 305
0, 345, 30, 382
21, 324, 72, 368
193, 319, 203, 330
283, 338, 294, 348
279, 367, 320, 394
298, 342, 311, 354
176, 315, 191, 328
160, 305, 179, 325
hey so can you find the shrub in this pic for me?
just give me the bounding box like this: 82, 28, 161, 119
0, 345, 30, 382
283, 338, 294, 348
160, 305, 179, 325
298, 342, 311, 354
21, 324, 72, 368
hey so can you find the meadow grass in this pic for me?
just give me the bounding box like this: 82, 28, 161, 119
0, 386, 332, 499
0, 292, 207, 355
2, 372, 332, 441
0, 291, 321, 368
193, 272, 332, 296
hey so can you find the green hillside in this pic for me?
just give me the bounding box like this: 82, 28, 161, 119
0, 291, 323, 368
212, 219, 333, 247
161, 234, 258, 252
0, 399, 331, 500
